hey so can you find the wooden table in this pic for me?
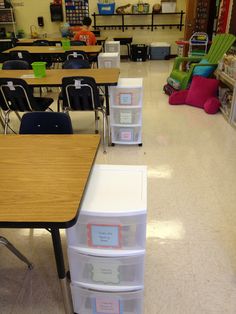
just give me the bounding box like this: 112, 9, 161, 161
0, 68, 120, 114
17, 36, 107, 46
3, 45, 102, 56
0, 134, 100, 314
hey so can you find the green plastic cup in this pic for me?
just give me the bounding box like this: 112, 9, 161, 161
32, 62, 46, 78
61, 39, 71, 51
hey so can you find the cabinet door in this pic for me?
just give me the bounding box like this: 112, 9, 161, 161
184, 0, 198, 40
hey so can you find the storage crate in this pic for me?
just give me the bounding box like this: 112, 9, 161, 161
110, 107, 142, 125
97, 2, 115, 15
111, 126, 142, 144
66, 164, 147, 252
131, 44, 148, 61
98, 52, 120, 68
161, 0, 176, 13
68, 248, 145, 290
71, 285, 144, 314
109, 78, 143, 107
105, 41, 120, 54
150, 42, 170, 60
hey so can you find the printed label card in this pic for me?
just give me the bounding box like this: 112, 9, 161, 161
87, 224, 122, 248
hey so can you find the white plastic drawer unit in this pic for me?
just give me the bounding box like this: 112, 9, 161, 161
71, 285, 143, 314
110, 107, 142, 125
68, 248, 145, 291
66, 164, 147, 252
98, 52, 120, 68
109, 78, 143, 107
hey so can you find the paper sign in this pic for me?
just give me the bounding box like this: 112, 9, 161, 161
120, 128, 133, 141
20, 74, 35, 78
119, 93, 132, 105
92, 261, 120, 284
87, 224, 121, 248
92, 297, 122, 314
120, 111, 132, 124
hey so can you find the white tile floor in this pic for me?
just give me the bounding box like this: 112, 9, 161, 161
1, 59, 236, 314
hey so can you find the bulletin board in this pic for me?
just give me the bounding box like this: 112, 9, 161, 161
65, 0, 89, 26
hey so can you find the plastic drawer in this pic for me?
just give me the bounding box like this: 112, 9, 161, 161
111, 126, 142, 144
105, 41, 120, 54
67, 212, 146, 252
68, 248, 144, 291
71, 285, 143, 314
110, 107, 142, 125
98, 52, 120, 68
109, 78, 143, 107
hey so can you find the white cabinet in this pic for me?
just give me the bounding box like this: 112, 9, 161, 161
216, 70, 236, 127
66, 164, 147, 314
109, 78, 143, 146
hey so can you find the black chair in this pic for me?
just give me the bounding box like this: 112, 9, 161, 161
61, 76, 108, 152
32, 39, 50, 46
0, 236, 33, 269
2, 60, 31, 70
65, 50, 88, 61
32, 39, 53, 68
62, 59, 91, 69
9, 50, 34, 66
70, 40, 86, 46
57, 59, 91, 112
0, 78, 54, 134
19, 112, 73, 134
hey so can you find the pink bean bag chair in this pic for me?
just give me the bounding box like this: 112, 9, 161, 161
169, 76, 221, 114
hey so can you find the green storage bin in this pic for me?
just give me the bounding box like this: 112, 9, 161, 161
32, 62, 46, 78
61, 39, 71, 50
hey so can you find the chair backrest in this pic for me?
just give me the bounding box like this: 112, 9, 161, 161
62, 59, 90, 69
62, 76, 100, 111
9, 50, 34, 65
2, 60, 31, 70
65, 50, 88, 60
0, 77, 37, 112
32, 39, 50, 46
70, 40, 86, 46
19, 112, 73, 134
204, 33, 235, 64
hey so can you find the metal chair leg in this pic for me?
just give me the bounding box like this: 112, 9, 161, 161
95, 110, 99, 134
0, 236, 33, 269
4, 111, 10, 135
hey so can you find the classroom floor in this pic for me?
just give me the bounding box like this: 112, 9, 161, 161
1, 59, 236, 314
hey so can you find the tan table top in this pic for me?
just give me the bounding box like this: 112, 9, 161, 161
0, 134, 100, 227
17, 36, 107, 43
0, 68, 120, 87
3, 45, 102, 54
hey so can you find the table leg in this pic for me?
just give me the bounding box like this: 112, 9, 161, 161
105, 86, 109, 116
51, 228, 73, 314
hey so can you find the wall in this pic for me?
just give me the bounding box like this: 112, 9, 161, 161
12, 0, 186, 53
89, 0, 186, 54
12, 0, 65, 38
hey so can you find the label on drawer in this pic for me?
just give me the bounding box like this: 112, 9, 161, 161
119, 93, 132, 105
120, 111, 132, 124
91, 261, 120, 284
92, 297, 123, 314
120, 128, 134, 141
87, 224, 122, 248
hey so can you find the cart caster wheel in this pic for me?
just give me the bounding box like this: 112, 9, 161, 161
111, 143, 115, 146
138, 143, 142, 147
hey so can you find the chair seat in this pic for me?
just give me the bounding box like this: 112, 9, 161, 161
34, 97, 54, 111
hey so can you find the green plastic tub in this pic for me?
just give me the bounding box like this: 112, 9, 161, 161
32, 62, 46, 78
61, 38, 71, 50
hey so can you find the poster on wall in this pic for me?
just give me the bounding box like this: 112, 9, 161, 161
65, 0, 89, 26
